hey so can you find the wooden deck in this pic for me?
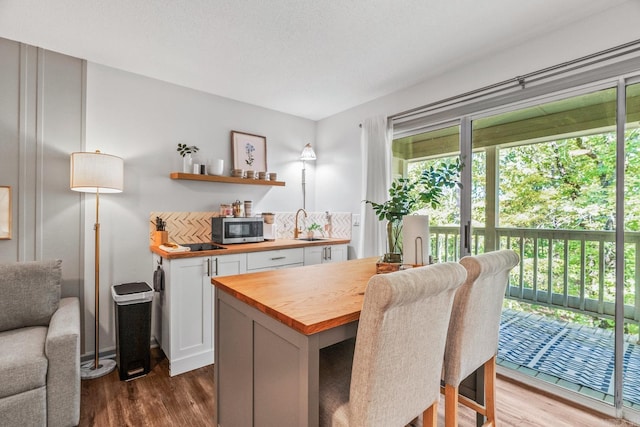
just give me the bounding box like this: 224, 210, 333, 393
498, 309, 640, 410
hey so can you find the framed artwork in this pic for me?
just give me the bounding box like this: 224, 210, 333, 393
0, 186, 11, 240
231, 131, 267, 172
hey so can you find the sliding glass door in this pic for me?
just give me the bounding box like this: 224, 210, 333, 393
393, 78, 640, 420
623, 81, 640, 413
469, 86, 624, 408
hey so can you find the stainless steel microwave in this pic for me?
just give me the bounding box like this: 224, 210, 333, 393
211, 217, 264, 244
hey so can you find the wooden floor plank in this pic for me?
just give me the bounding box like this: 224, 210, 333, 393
79, 348, 637, 426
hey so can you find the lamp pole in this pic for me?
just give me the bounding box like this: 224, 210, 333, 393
93, 188, 101, 371
302, 159, 307, 209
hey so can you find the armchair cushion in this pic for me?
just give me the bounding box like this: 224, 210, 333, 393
0, 326, 48, 399
0, 259, 62, 332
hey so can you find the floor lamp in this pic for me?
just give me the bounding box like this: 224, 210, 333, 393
70, 150, 124, 379
300, 143, 316, 209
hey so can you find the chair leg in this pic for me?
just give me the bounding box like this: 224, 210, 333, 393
484, 355, 497, 427
444, 357, 498, 427
423, 401, 438, 427
444, 383, 458, 427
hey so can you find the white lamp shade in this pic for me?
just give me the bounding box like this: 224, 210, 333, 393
70, 151, 124, 193
300, 143, 317, 161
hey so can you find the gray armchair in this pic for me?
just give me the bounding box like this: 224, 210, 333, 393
0, 260, 80, 427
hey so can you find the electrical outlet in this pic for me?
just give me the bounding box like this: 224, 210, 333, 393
352, 214, 361, 226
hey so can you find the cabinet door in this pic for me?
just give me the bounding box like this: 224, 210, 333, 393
304, 244, 348, 265
323, 244, 347, 263
213, 253, 247, 277
169, 257, 213, 373
303, 246, 324, 266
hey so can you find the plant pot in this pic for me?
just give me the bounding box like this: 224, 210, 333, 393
182, 154, 193, 173
383, 252, 402, 263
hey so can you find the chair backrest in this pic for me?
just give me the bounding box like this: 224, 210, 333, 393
348, 262, 467, 426
0, 259, 62, 332
443, 249, 520, 386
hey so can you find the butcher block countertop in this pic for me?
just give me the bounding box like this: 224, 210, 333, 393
150, 238, 350, 259
211, 257, 378, 335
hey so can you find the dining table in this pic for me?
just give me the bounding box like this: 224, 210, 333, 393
212, 257, 484, 426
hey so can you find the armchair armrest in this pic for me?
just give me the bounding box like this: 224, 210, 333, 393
45, 297, 81, 427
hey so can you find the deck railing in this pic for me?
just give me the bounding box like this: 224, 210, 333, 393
430, 226, 640, 326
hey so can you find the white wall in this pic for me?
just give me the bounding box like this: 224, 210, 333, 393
84, 63, 316, 354
0, 38, 85, 306
314, 1, 640, 258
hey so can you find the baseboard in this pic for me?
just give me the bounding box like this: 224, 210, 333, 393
167, 350, 214, 377
80, 337, 159, 363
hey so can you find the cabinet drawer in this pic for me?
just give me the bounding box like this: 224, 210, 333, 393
247, 248, 304, 270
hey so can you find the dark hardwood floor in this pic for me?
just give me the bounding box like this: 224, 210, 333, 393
80, 349, 215, 426
80, 348, 636, 426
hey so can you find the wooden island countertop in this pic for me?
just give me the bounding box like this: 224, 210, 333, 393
211, 257, 378, 335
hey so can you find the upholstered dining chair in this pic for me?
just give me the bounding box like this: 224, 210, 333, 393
319, 262, 468, 427
437, 249, 520, 427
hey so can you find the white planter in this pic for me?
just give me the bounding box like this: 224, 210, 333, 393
182, 155, 193, 173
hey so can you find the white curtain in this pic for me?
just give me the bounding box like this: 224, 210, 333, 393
359, 115, 392, 258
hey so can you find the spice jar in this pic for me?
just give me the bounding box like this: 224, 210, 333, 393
232, 200, 243, 217
220, 204, 232, 217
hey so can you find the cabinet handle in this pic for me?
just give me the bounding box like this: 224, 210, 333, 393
214, 258, 219, 276
206, 258, 211, 276
327, 246, 332, 260
270, 256, 286, 260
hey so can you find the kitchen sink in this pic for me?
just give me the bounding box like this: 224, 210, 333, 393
297, 237, 327, 241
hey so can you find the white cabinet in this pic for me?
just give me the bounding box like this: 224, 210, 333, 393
160, 253, 246, 376
246, 248, 304, 272
303, 244, 348, 265
155, 244, 344, 376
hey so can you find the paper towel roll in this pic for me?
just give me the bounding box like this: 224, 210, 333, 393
402, 215, 429, 265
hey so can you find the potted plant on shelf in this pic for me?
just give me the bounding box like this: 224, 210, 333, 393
365, 158, 462, 263
177, 143, 200, 173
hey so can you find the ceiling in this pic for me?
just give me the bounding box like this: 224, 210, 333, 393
0, 0, 630, 120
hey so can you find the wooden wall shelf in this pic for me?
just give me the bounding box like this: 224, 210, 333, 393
170, 172, 285, 187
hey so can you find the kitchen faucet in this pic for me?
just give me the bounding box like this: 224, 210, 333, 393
294, 208, 307, 239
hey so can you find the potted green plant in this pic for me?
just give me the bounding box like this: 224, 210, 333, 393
177, 143, 199, 173
306, 222, 322, 239
365, 158, 462, 263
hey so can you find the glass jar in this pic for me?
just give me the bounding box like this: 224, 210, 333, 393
220, 204, 232, 217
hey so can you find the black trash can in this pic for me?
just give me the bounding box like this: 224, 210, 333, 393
111, 282, 153, 381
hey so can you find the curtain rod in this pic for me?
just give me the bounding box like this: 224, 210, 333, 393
389, 38, 640, 122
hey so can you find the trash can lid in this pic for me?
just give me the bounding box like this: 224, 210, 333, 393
112, 282, 153, 304
113, 282, 152, 295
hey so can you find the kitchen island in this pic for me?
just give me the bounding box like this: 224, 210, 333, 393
212, 258, 484, 426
